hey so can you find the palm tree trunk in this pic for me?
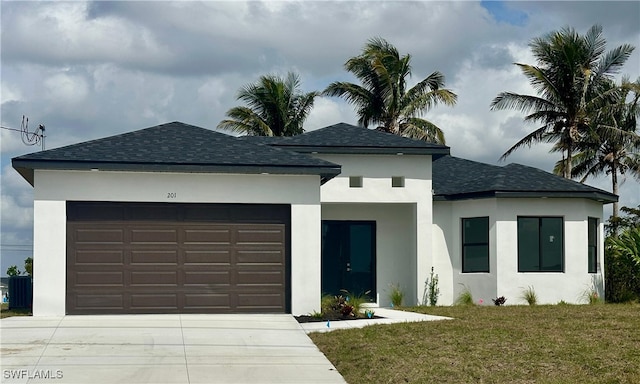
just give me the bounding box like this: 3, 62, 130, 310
564, 146, 572, 179
612, 169, 619, 219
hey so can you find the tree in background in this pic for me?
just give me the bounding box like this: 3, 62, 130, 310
555, 77, 640, 221
218, 72, 318, 136
491, 25, 635, 178
605, 217, 640, 302
324, 37, 457, 144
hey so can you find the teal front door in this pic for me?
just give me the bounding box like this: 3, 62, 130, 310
321, 221, 376, 298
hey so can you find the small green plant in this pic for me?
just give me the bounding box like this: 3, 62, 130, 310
364, 309, 375, 318
521, 286, 538, 306
455, 284, 475, 306
424, 267, 440, 306
492, 296, 507, 306
557, 300, 569, 305
6, 265, 21, 277
582, 288, 602, 305
388, 283, 404, 307
311, 310, 324, 319
321, 294, 335, 314
340, 289, 371, 314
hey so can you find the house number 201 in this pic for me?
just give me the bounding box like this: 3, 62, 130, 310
167, 192, 177, 198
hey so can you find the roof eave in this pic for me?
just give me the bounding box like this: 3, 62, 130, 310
273, 145, 450, 157
11, 159, 342, 185
434, 190, 618, 204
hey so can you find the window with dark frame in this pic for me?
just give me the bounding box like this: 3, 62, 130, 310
462, 217, 490, 273
517, 217, 564, 272
349, 176, 363, 188
588, 217, 598, 273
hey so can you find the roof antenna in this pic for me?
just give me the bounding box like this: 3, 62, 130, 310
20, 115, 46, 151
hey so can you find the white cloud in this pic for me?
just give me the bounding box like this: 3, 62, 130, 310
1, 0, 638, 259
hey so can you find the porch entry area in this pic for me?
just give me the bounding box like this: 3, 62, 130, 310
321, 221, 376, 300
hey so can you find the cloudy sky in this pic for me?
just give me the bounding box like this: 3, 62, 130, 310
1, 1, 639, 274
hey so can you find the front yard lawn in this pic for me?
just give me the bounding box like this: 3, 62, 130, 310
309, 304, 640, 384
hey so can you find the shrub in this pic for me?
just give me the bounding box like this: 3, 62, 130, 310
388, 284, 404, 307
455, 285, 474, 306
424, 267, 440, 306
605, 227, 640, 303
521, 286, 538, 306
341, 289, 371, 314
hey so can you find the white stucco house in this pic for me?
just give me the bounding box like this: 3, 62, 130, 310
12, 122, 616, 316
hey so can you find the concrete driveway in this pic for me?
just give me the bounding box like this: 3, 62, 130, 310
1, 314, 346, 384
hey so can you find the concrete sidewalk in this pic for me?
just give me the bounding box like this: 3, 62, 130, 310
298, 308, 452, 333
1, 314, 346, 384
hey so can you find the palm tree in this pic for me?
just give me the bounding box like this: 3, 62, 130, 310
323, 37, 457, 144
217, 72, 318, 136
556, 78, 640, 220
490, 25, 635, 178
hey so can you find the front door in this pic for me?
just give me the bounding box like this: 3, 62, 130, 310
321, 221, 376, 299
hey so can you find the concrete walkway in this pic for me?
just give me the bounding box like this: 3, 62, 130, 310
1, 314, 346, 384
298, 308, 452, 333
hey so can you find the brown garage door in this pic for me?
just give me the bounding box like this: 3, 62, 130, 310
66, 202, 290, 314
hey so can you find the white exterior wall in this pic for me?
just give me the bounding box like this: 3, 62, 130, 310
315, 154, 432, 306
322, 203, 417, 306
433, 197, 605, 305
495, 198, 605, 305
32, 169, 322, 316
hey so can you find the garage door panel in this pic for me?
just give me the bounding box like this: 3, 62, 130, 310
237, 293, 284, 310
67, 202, 289, 314
183, 271, 231, 285
130, 251, 178, 265
236, 228, 284, 244
73, 250, 125, 265
75, 294, 124, 309
131, 294, 178, 308
237, 270, 284, 285
236, 250, 284, 265
130, 228, 178, 244
74, 271, 124, 286
75, 228, 125, 244
184, 250, 231, 264
130, 271, 178, 286
183, 228, 232, 244
184, 293, 231, 309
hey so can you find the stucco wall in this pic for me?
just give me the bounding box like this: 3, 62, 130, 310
321, 203, 417, 306
433, 197, 605, 305
316, 154, 433, 306
32, 169, 322, 316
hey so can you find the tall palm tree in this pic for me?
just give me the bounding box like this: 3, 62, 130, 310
490, 25, 635, 178
323, 37, 457, 144
217, 72, 318, 136
555, 77, 640, 220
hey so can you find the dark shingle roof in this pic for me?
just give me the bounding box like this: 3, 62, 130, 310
432, 156, 617, 203
268, 122, 450, 157
12, 122, 341, 185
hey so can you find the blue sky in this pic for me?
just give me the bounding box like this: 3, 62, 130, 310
480, 1, 529, 26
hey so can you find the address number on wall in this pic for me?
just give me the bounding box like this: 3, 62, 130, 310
167, 192, 177, 198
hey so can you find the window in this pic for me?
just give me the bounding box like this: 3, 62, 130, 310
462, 217, 489, 273
588, 217, 598, 273
518, 217, 564, 272
349, 176, 363, 188
392, 176, 405, 188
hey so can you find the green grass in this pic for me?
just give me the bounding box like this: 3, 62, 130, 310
309, 304, 640, 384
0, 303, 32, 319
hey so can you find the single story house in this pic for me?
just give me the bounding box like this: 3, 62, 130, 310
12, 122, 616, 316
